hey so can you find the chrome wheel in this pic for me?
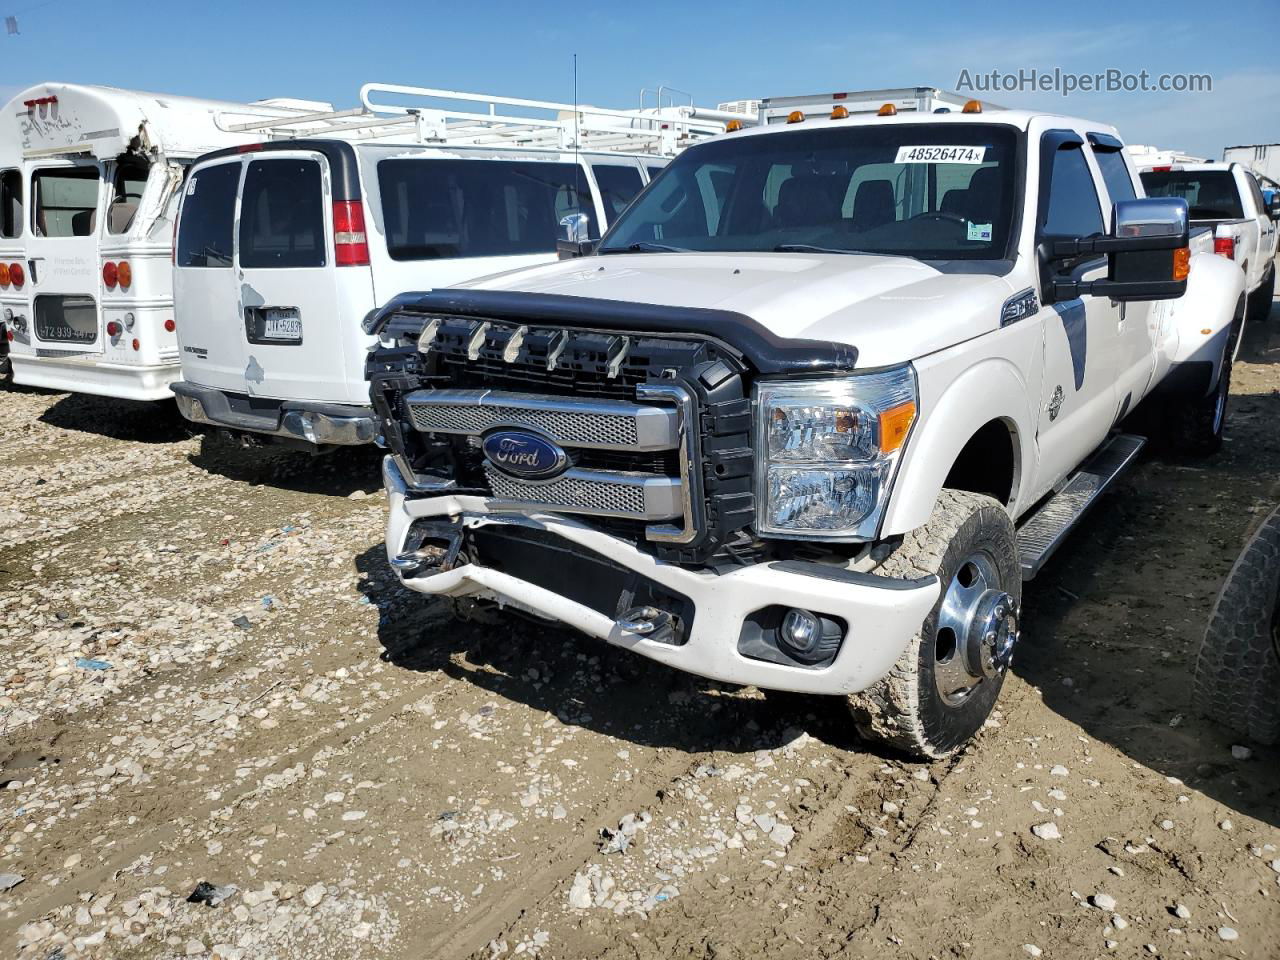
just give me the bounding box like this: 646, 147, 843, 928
934, 550, 1019, 706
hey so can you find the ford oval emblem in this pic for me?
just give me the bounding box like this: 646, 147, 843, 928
482, 430, 569, 480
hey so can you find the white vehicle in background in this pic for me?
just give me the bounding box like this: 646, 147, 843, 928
1140, 162, 1280, 321
0, 83, 341, 400
171, 83, 742, 450
1125, 144, 1207, 169
1223, 142, 1280, 184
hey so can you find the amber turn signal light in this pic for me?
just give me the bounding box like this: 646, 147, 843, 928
1173, 247, 1190, 281
879, 401, 917, 454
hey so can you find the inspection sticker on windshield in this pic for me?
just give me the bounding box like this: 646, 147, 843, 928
894, 145, 987, 164
966, 222, 993, 242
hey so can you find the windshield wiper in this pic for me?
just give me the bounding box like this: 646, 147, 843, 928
598, 241, 689, 254
773, 243, 900, 257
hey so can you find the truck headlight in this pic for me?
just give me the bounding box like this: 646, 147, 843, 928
756, 367, 917, 539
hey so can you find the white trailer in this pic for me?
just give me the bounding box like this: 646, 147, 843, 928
0, 83, 344, 399
1223, 144, 1280, 183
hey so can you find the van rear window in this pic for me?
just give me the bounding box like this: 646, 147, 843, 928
33, 167, 100, 238
377, 159, 596, 261
177, 162, 240, 268
239, 159, 325, 269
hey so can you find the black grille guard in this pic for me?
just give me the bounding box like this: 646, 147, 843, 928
363, 289, 858, 377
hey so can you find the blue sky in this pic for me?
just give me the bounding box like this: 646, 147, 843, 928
3, 0, 1277, 158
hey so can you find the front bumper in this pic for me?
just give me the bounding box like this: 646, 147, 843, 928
382, 457, 938, 695
173, 381, 378, 447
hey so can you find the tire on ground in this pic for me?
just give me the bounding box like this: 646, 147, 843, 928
1161, 339, 1231, 457
1246, 267, 1274, 324
848, 489, 1020, 760
1193, 506, 1280, 746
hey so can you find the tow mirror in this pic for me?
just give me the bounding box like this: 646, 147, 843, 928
1267, 194, 1280, 220
556, 212, 596, 259
1041, 196, 1190, 303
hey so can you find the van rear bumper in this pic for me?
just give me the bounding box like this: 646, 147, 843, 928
173, 381, 378, 447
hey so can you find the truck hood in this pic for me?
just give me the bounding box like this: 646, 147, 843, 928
459, 252, 1017, 368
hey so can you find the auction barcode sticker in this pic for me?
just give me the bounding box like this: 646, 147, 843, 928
894, 145, 987, 164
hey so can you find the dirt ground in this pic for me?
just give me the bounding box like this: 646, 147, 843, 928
1, 310, 1278, 960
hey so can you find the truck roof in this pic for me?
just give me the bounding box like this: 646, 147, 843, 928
720, 107, 1119, 142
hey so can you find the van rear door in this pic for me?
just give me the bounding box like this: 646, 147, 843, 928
27, 161, 103, 355
174, 159, 244, 389
235, 151, 374, 405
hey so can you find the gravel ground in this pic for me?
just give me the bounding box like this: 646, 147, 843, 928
2, 311, 1278, 960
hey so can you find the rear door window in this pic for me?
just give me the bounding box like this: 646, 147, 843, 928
108, 157, 150, 234
176, 162, 241, 268
1, 169, 22, 238
591, 165, 644, 218
1091, 149, 1136, 205
33, 167, 100, 237
239, 158, 326, 269
378, 158, 596, 261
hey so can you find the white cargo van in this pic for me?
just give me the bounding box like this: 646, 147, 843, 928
0, 83, 341, 399
171, 84, 741, 449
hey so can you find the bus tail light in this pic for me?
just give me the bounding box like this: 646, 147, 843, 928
8, 263, 22, 288
332, 201, 370, 267
106, 320, 122, 337
103, 261, 118, 288
0, 263, 9, 287
165, 318, 176, 332
117, 260, 132, 288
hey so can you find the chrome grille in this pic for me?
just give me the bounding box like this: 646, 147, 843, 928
405, 389, 677, 451
484, 465, 681, 521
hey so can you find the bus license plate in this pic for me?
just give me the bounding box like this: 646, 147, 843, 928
263, 309, 301, 342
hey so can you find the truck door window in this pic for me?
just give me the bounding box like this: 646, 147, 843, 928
176, 162, 240, 268
591, 165, 644, 218
377, 159, 598, 260
1090, 148, 1136, 205
1244, 173, 1266, 215
107, 156, 150, 234
1040, 145, 1105, 238
0, 169, 21, 238
239, 159, 325, 269
1139, 170, 1244, 220
32, 167, 101, 237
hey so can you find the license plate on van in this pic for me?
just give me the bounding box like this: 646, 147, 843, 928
262, 308, 302, 342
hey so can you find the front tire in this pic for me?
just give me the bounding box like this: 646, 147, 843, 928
1193, 506, 1280, 745
848, 489, 1021, 760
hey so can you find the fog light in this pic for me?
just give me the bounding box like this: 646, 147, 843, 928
781, 608, 820, 652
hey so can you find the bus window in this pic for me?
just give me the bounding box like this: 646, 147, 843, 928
1, 169, 21, 238
108, 157, 150, 234
33, 167, 101, 237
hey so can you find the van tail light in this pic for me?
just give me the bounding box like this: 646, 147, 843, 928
103, 261, 118, 288
332, 201, 370, 267
1213, 227, 1235, 260
8, 263, 22, 288
117, 260, 132, 288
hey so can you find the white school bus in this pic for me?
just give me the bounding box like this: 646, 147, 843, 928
0, 83, 336, 398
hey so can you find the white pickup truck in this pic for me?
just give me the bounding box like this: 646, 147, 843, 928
1140, 162, 1279, 322
366, 103, 1245, 758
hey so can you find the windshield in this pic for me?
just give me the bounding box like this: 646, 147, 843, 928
599, 123, 1020, 260
1139, 170, 1243, 220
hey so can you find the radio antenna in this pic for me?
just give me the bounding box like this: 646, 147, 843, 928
572, 54, 581, 209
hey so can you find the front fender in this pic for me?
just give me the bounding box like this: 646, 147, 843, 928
882, 357, 1036, 536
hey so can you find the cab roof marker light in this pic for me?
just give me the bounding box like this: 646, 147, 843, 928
726, 119, 743, 132
962, 99, 983, 114
830, 106, 850, 120
877, 103, 897, 116
786, 110, 805, 124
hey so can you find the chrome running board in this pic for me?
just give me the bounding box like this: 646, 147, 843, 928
1016, 433, 1146, 580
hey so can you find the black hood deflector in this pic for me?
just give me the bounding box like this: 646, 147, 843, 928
365, 289, 858, 376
